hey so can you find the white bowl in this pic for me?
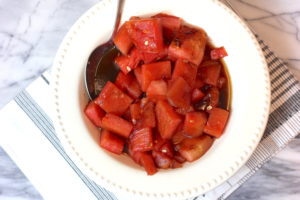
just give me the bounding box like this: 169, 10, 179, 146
52, 0, 271, 199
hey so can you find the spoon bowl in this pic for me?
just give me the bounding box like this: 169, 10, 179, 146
85, 42, 119, 99
84, 0, 124, 100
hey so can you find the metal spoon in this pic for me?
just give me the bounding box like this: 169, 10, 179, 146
84, 0, 125, 100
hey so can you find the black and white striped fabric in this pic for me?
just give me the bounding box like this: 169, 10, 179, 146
0, 38, 299, 200
14, 91, 118, 200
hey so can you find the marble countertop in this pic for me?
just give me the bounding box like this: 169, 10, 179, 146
0, 0, 299, 199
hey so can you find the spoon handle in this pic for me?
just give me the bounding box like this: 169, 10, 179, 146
111, 0, 125, 40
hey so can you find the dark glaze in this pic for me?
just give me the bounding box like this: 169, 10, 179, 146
219, 58, 231, 110
89, 44, 120, 99
202, 42, 231, 111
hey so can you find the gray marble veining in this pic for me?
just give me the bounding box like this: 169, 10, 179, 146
228, 139, 300, 200
0, 147, 42, 200
225, 1, 300, 198
227, 0, 300, 80
0, 0, 99, 108
0, 0, 299, 200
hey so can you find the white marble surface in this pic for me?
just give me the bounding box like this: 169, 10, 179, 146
226, 0, 300, 80
0, 147, 42, 200
0, 0, 299, 199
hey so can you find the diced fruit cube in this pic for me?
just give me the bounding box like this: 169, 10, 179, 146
115, 71, 133, 90
172, 129, 186, 145
128, 48, 142, 69
152, 13, 181, 33
160, 142, 174, 158
210, 46, 228, 60
167, 77, 192, 109
192, 88, 205, 102
129, 127, 153, 152
101, 113, 133, 138
136, 101, 156, 129
170, 159, 182, 168
173, 152, 186, 163
153, 131, 167, 151
177, 135, 213, 162
140, 97, 151, 108
128, 149, 143, 165
152, 13, 181, 42
100, 129, 125, 154
133, 67, 143, 88
199, 86, 220, 109
130, 103, 141, 124
113, 22, 132, 55
207, 87, 220, 107
129, 149, 157, 176
139, 153, 157, 175
194, 79, 205, 89
114, 55, 131, 74
200, 60, 219, 68
155, 100, 182, 139
152, 151, 172, 169
95, 81, 133, 115
123, 83, 142, 99
198, 63, 221, 86
122, 107, 131, 121
129, 16, 141, 20
115, 71, 134, 90
139, 46, 168, 64
146, 80, 168, 100
84, 101, 105, 127
153, 132, 174, 157
172, 59, 197, 87
204, 108, 229, 138
141, 61, 171, 91
183, 112, 207, 137
126, 18, 164, 53
115, 72, 142, 99
114, 48, 141, 74
168, 26, 207, 65
175, 106, 194, 115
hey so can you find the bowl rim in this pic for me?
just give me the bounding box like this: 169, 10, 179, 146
51, 0, 271, 199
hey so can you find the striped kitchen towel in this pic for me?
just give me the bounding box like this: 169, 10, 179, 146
0, 35, 299, 200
